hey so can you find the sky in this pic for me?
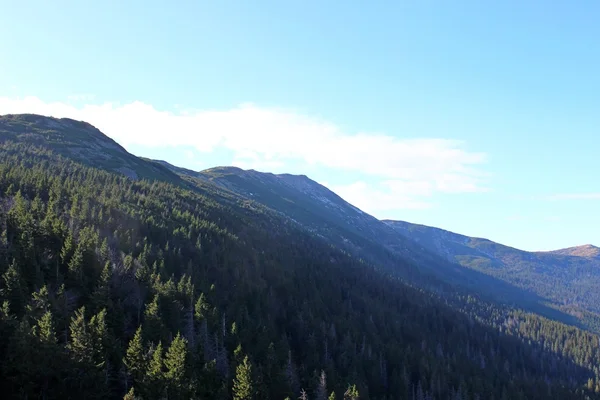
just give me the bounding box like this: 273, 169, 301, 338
0, 1, 599, 251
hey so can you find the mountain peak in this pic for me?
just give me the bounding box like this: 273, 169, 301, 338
1, 113, 119, 147
547, 244, 600, 258
0, 113, 179, 182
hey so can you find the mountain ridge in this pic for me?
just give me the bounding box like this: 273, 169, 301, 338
383, 219, 598, 257
3, 113, 595, 329
0, 113, 180, 182
385, 218, 600, 331
152, 158, 597, 331
544, 244, 600, 258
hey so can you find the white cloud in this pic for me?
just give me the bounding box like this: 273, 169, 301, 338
331, 181, 433, 211
0, 96, 487, 212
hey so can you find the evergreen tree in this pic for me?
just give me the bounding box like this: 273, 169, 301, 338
146, 341, 166, 400
164, 333, 189, 400
343, 385, 359, 400
233, 355, 254, 400
0, 260, 24, 314
32, 310, 61, 399
68, 307, 93, 364
124, 326, 146, 389
144, 294, 166, 344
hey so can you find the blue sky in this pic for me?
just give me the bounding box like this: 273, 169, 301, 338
1, 1, 599, 251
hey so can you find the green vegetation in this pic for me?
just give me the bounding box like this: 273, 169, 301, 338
0, 114, 599, 399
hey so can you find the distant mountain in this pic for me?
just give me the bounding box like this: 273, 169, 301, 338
384, 219, 600, 330
545, 244, 600, 258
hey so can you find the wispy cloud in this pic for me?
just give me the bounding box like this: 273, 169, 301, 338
0, 96, 488, 213
546, 193, 600, 201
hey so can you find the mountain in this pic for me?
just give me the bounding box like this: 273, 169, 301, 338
546, 244, 600, 258
384, 219, 600, 331
1, 113, 600, 399
0, 113, 179, 182
154, 161, 585, 326
154, 163, 460, 284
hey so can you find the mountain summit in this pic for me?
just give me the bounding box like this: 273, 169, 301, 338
546, 244, 600, 258
0, 113, 178, 182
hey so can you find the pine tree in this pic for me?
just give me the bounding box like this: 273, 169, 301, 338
92, 261, 112, 312
164, 333, 189, 400
34, 310, 57, 345
233, 355, 254, 400
67, 306, 93, 364
66, 306, 109, 398
89, 308, 108, 368
124, 326, 146, 388
343, 384, 359, 400
144, 294, 166, 344
68, 245, 85, 286
146, 341, 166, 400
195, 292, 210, 321
32, 310, 60, 399
0, 260, 24, 314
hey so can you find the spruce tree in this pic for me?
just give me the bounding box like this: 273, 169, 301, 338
233, 355, 254, 400
146, 341, 166, 400
164, 333, 189, 400
67, 306, 93, 364
124, 326, 146, 388
343, 384, 359, 400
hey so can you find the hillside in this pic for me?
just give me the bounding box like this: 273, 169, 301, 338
151, 162, 585, 327
1, 114, 600, 399
384, 220, 600, 331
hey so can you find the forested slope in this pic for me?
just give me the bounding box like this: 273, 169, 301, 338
384, 220, 600, 332
0, 114, 599, 399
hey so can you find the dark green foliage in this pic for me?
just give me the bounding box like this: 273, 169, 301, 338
0, 114, 599, 399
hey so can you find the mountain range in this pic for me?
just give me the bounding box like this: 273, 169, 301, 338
156, 156, 600, 333
1, 113, 599, 399
384, 221, 600, 329
3, 113, 599, 330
